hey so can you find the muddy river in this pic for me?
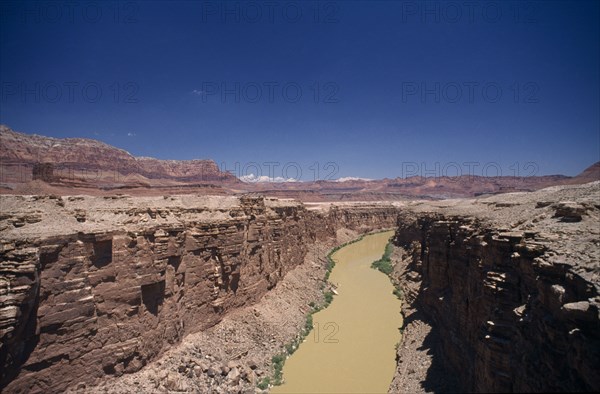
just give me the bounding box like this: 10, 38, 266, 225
273, 231, 402, 393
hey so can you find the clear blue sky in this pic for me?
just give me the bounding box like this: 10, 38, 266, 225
1, 0, 598, 180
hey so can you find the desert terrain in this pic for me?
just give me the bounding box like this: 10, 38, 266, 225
1, 127, 599, 392
2, 1, 598, 392
1, 154, 598, 391
2, 125, 598, 201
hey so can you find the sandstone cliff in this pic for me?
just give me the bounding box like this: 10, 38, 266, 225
0, 195, 398, 392
0, 125, 236, 186
2, 125, 598, 200
1, 183, 599, 392
391, 182, 600, 392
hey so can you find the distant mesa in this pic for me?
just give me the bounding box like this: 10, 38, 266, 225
0, 124, 598, 200
0, 125, 237, 195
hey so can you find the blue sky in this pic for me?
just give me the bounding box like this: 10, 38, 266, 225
1, 0, 598, 180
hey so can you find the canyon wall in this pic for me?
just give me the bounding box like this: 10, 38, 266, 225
0, 195, 398, 392
2, 183, 598, 393
394, 210, 599, 392
0, 125, 236, 183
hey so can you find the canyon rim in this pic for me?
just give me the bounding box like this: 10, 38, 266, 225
1, 1, 599, 392
1, 128, 599, 393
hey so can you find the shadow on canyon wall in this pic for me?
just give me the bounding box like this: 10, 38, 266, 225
403, 309, 461, 393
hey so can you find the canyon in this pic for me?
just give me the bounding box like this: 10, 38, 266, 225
273, 231, 402, 393
390, 182, 600, 392
2, 2, 597, 391
0, 194, 399, 392
1, 181, 598, 392
1, 126, 599, 392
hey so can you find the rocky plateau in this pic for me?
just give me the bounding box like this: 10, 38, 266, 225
2, 125, 598, 200
0, 193, 398, 392
1, 125, 599, 393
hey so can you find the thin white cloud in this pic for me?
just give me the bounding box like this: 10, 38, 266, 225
239, 173, 298, 183
191, 89, 203, 96
127, 132, 136, 137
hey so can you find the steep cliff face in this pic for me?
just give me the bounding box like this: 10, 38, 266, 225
3, 125, 599, 199
0, 195, 398, 392
3, 183, 597, 393
0, 125, 236, 184
393, 186, 600, 392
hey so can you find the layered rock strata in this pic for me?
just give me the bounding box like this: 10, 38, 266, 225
2, 125, 598, 199
2, 182, 598, 393
391, 183, 600, 392
0, 195, 397, 392
0, 125, 235, 183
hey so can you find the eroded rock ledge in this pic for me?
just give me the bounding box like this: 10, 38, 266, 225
1, 182, 599, 393
0, 194, 398, 392
391, 182, 599, 392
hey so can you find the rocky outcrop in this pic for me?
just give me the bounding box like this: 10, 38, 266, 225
2, 182, 598, 393
0, 195, 398, 392
392, 184, 600, 392
0, 125, 236, 185
2, 125, 598, 199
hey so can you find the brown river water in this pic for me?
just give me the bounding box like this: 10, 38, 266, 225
272, 231, 402, 393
